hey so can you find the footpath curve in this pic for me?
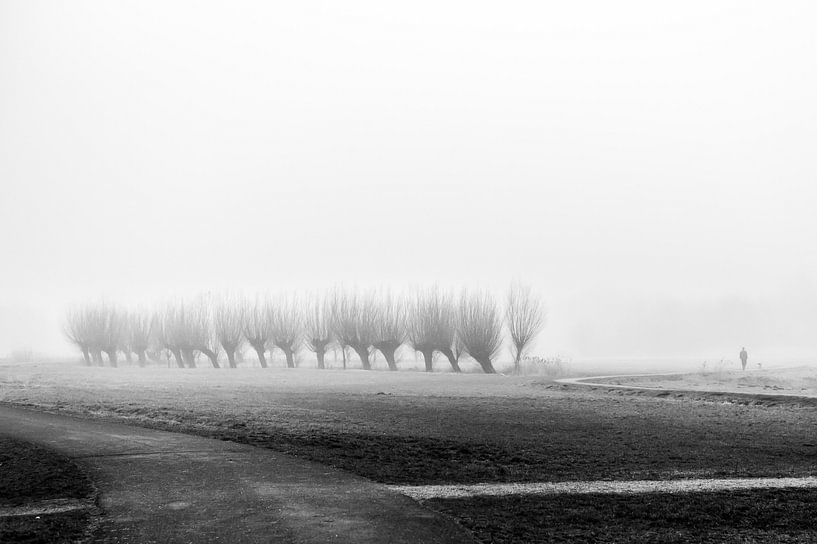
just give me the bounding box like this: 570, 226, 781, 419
0, 405, 474, 544
554, 369, 817, 409
554, 371, 687, 391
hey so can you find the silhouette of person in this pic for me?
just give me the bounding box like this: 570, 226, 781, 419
740, 347, 748, 371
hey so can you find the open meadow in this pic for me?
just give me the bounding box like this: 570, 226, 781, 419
2, 360, 817, 542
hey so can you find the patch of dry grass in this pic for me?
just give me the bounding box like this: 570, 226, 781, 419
428, 488, 817, 543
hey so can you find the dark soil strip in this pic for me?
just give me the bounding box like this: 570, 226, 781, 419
205, 425, 817, 486
0, 437, 94, 506
427, 488, 817, 543
0, 511, 92, 544
0, 436, 96, 543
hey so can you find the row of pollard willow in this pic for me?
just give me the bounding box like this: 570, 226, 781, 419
64, 285, 545, 374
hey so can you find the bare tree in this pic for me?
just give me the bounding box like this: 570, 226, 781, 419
214, 296, 245, 368
408, 287, 461, 372
64, 306, 93, 365
176, 304, 199, 368
158, 303, 189, 368
98, 304, 125, 367
506, 283, 546, 374
458, 290, 502, 374
371, 291, 406, 371
73, 304, 112, 366
120, 312, 134, 365
433, 289, 462, 372
269, 295, 302, 368
328, 289, 350, 370
408, 291, 435, 372
304, 292, 332, 369
84, 305, 107, 366
190, 297, 221, 368
128, 309, 155, 367
243, 297, 271, 368
331, 289, 377, 370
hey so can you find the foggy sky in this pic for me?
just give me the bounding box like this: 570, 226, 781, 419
1, 1, 816, 360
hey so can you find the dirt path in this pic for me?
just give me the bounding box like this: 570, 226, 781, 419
555, 371, 688, 391
554, 369, 817, 408
391, 476, 817, 500
0, 405, 474, 543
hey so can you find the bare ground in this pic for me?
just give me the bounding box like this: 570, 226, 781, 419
0, 437, 96, 543
2, 361, 816, 543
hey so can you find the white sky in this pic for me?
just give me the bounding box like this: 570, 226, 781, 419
1, 1, 816, 360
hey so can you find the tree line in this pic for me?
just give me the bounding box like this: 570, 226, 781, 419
64, 285, 544, 374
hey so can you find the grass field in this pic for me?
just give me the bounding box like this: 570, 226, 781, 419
2, 361, 816, 542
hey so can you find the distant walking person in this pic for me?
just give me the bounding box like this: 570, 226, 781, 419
740, 347, 748, 371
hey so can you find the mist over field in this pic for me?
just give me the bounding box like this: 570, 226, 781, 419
1, 1, 815, 364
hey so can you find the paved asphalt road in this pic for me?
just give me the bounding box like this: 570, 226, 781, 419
0, 405, 474, 543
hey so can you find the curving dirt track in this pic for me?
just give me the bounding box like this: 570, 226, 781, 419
0, 405, 474, 544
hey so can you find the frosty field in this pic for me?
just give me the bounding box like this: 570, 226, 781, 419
2, 361, 816, 542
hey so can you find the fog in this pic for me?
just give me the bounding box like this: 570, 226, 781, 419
1, 1, 816, 363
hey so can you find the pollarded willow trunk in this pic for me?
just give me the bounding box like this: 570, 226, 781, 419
171, 348, 185, 368
81, 347, 91, 366
418, 348, 434, 372
200, 348, 220, 369
225, 349, 237, 369
124, 351, 133, 365
474, 356, 496, 374
104, 350, 118, 368
282, 348, 295, 368
352, 346, 372, 370
182, 349, 197, 368
137, 350, 147, 367
250, 343, 268, 368
439, 348, 461, 373
312, 341, 329, 369
374, 343, 399, 371
92, 350, 104, 366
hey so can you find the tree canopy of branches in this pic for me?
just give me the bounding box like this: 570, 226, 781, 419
158, 302, 196, 368
70, 303, 125, 367
506, 283, 546, 374
84, 306, 108, 365
408, 287, 461, 372
127, 310, 154, 367
458, 290, 502, 374
331, 289, 377, 370
65, 283, 545, 373
64, 306, 94, 365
